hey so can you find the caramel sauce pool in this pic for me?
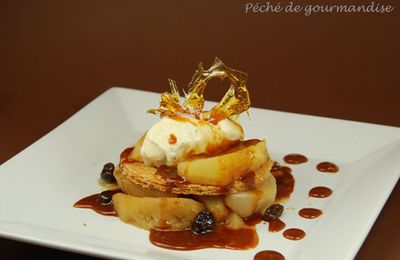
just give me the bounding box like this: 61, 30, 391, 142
283, 228, 305, 240
254, 250, 285, 260
316, 162, 339, 173
268, 219, 286, 232
73, 190, 120, 216
150, 227, 258, 250
309, 186, 333, 198
298, 208, 323, 219
283, 154, 308, 164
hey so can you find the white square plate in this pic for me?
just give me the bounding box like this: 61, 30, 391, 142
0, 87, 399, 260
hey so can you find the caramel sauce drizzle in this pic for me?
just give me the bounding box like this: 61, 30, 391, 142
309, 186, 333, 198
150, 226, 258, 250
283, 154, 308, 164
298, 208, 323, 219
283, 228, 305, 240
316, 161, 339, 173
254, 250, 285, 260
73, 190, 121, 216
270, 163, 295, 202
268, 219, 286, 233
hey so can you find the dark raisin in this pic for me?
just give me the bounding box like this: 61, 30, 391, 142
103, 162, 115, 172
97, 190, 114, 205
100, 163, 116, 183
191, 211, 216, 235
262, 204, 284, 222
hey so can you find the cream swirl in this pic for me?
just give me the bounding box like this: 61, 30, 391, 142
141, 116, 243, 167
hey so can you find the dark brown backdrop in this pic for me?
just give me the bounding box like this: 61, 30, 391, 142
0, 1, 399, 259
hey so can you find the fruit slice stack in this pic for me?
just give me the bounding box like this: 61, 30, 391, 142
113, 139, 276, 231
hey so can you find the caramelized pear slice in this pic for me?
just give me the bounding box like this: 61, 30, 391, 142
225, 212, 248, 229
224, 173, 277, 218
113, 193, 205, 230
197, 196, 230, 222
177, 140, 268, 186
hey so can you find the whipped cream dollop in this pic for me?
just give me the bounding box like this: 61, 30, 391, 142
141, 115, 243, 167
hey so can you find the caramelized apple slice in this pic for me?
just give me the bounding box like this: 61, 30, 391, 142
224, 173, 276, 218
177, 140, 268, 186
113, 193, 205, 230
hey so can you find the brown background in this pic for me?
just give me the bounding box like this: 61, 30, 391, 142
0, 1, 399, 259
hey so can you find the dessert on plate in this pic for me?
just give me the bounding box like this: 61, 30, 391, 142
75, 58, 281, 250
112, 58, 276, 240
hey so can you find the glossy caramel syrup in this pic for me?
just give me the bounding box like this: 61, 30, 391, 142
244, 213, 263, 226
283, 228, 306, 240
271, 164, 295, 201
298, 208, 323, 219
120, 147, 135, 163
309, 186, 333, 198
254, 250, 285, 260
316, 162, 339, 173
268, 219, 286, 232
73, 190, 121, 216
283, 154, 308, 164
155, 165, 188, 192
150, 226, 258, 250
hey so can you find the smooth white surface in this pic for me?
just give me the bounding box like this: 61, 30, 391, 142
0, 87, 399, 260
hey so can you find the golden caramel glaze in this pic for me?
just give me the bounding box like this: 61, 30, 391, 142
148, 58, 250, 123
